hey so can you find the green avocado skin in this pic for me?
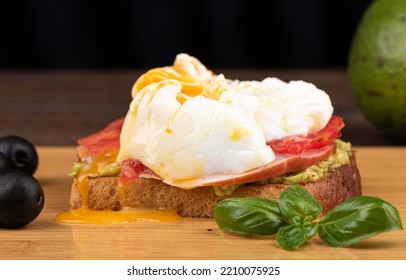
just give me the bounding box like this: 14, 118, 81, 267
348, 0, 406, 141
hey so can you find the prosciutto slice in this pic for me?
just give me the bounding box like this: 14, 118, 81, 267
76, 116, 341, 189
164, 143, 336, 189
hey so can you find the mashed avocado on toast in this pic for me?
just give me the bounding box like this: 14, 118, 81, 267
267, 139, 351, 184
72, 139, 352, 198
214, 140, 352, 196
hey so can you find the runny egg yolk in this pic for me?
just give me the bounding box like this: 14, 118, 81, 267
133, 67, 205, 100
55, 207, 181, 224
131, 53, 226, 104
55, 149, 182, 224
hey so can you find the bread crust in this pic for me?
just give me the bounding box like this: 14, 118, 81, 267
70, 155, 361, 217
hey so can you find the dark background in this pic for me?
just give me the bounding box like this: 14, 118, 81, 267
0, 0, 373, 69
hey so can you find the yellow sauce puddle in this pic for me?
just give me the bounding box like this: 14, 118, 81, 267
55, 207, 182, 224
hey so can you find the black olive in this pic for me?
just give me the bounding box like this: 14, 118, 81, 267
0, 170, 45, 228
0, 136, 38, 175
0, 153, 11, 171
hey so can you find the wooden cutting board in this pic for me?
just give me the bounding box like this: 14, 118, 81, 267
0, 146, 405, 260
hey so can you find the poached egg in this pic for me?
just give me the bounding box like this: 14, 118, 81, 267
117, 54, 333, 185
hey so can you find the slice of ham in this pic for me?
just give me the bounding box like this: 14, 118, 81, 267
163, 143, 336, 189
76, 116, 342, 189
267, 116, 344, 154
76, 117, 125, 160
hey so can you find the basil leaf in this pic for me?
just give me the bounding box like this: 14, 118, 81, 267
318, 196, 403, 247
214, 197, 286, 235
279, 186, 322, 225
276, 223, 318, 250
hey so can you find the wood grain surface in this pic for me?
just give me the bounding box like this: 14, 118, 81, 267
0, 146, 405, 260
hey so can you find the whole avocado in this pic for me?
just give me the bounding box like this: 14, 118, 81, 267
348, 0, 406, 141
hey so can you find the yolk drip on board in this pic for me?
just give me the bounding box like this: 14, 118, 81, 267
55, 207, 181, 224
55, 149, 181, 224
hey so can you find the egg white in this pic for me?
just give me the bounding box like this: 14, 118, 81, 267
226, 78, 333, 141
117, 80, 275, 180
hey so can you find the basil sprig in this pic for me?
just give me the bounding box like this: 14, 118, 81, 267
213, 197, 284, 236
318, 196, 403, 247
214, 186, 403, 250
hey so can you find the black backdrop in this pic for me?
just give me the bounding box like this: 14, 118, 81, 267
0, 0, 372, 69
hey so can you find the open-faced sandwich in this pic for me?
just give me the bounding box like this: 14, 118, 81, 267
68, 53, 361, 219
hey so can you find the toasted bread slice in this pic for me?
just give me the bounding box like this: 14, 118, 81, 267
69, 155, 361, 217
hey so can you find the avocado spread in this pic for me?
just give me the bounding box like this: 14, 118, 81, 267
213, 140, 353, 196
71, 140, 353, 197
266, 139, 351, 184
